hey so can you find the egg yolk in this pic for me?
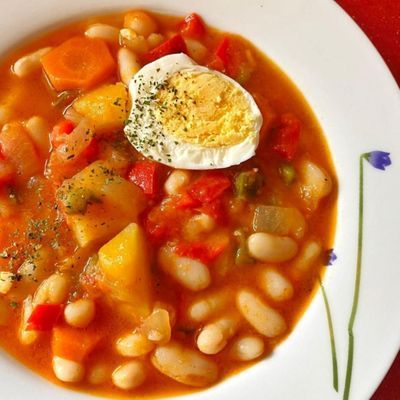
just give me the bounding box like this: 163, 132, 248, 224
154, 71, 256, 147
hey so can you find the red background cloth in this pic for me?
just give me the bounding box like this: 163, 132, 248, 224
336, 1, 400, 398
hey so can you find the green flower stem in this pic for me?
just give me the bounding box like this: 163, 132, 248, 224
319, 277, 339, 392
343, 154, 366, 400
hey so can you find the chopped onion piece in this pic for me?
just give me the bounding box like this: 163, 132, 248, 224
253, 205, 306, 239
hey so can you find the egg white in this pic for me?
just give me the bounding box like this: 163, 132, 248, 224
124, 53, 262, 170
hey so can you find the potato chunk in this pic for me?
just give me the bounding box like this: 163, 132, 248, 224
57, 161, 145, 247
98, 223, 152, 318
72, 83, 128, 133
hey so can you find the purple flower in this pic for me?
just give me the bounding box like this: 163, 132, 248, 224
365, 151, 392, 170
325, 249, 337, 266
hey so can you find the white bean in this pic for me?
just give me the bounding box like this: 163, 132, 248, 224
236, 289, 286, 337
292, 240, 322, 277
19, 296, 39, 345
154, 301, 177, 327
116, 331, 155, 357
85, 23, 119, 43
164, 170, 191, 195
259, 268, 294, 301
13, 47, 52, 78
151, 342, 218, 387
184, 213, 215, 241
0, 272, 14, 294
53, 356, 84, 383
248, 232, 298, 263
33, 273, 70, 305
124, 11, 158, 37
188, 289, 230, 322
298, 159, 333, 211
112, 360, 146, 390
230, 335, 264, 361
185, 39, 208, 63
119, 28, 149, 54
118, 48, 141, 86
25, 116, 50, 156
141, 308, 171, 344
158, 247, 210, 291
46, 274, 70, 304
197, 314, 240, 354
64, 298, 95, 328
0, 297, 10, 326
147, 33, 164, 48
87, 363, 109, 385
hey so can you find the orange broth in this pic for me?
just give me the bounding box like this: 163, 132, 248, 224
0, 10, 337, 398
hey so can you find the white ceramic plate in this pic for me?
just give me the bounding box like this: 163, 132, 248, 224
0, 1, 399, 399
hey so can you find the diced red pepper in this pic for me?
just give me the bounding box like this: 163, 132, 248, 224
212, 36, 240, 77
51, 120, 75, 148
144, 34, 187, 63
175, 236, 229, 264
207, 56, 226, 72
27, 304, 63, 331
128, 161, 160, 198
188, 172, 231, 203
272, 113, 301, 161
215, 37, 231, 68
210, 36, 251, 81
179, 13, 206, 38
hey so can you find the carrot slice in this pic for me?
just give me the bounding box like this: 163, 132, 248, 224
41, 36, 116, 91
52, 326, 102, 362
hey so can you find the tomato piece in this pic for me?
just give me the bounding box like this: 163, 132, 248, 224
27, 304, 63, 331
272, 113, 301, 161
128, 161, 160, 198
179, 13, 206, 38
175, 236, 229, 264
198, 198, 227, 223
144, 205, 176, 243
51, 120, 75, 148
144, 34, 187, 63
144, 197, 195, 244
174, 192, 200, 209
188, 172, 231, 203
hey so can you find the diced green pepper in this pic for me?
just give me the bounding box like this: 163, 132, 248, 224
279, 163, 296, 185
234, 170, 264, 199
234, 229, 255, 265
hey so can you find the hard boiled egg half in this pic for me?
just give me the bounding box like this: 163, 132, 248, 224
124, 54, 262, 169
